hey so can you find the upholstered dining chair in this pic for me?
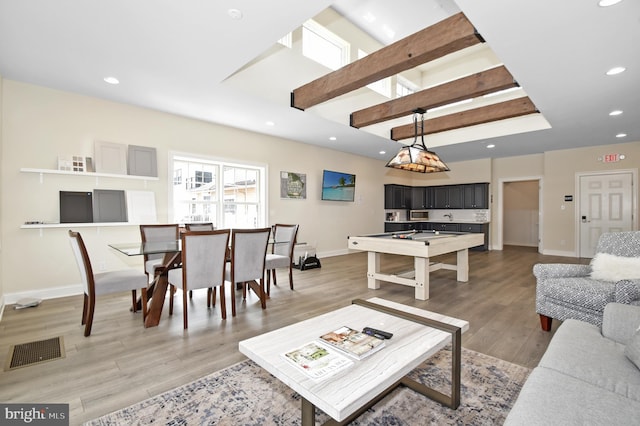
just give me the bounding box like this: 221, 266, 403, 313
167, 229, 230, 328
225, 228, 271, 316
535, 231, 640, 331
139, 224, 180, 282
68, 230, 149, 336
185, 223, 215, 231
265, 224, 299, 295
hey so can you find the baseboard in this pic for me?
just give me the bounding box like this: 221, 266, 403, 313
3, 284, 82, 305
541, 249, 577, 257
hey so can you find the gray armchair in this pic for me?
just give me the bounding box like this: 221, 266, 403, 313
535, 231, 640, 331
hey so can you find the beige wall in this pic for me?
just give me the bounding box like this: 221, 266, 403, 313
0, 74, 4, 311
1, 80, 388, 302
1, 79, 639, 306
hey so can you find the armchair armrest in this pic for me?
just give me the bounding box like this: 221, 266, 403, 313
615, 279, 640, 304
602, 303, 640, 344
533, 263, 592, 279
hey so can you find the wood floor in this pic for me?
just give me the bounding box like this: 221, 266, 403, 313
0, 246, 588, 425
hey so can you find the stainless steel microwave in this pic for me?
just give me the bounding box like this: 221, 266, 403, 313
409, 210, 429, 221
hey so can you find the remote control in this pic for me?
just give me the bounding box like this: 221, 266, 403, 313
363, 327, 393, 339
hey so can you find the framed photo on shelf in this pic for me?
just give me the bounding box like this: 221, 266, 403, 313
280, 171, 306, 199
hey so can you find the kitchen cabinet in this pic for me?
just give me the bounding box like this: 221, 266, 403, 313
384, 184, 411, 209
384, 222, 416, 233
431, 222, 460, 232
411, 186, 435, 209
463, 183, 489, 209
433, 186, 463, 209
459, 222, 490, 251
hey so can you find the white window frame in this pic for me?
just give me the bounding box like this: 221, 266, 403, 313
169, 151, 267, 229
302, 19, 350, 70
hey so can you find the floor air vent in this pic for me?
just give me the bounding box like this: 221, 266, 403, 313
5, 336, 65, 371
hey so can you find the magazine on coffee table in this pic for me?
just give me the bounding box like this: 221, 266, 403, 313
319, 326, 385, 360
282, 341, 353, 380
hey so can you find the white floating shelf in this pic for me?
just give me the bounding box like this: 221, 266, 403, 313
20, 168, 159, 181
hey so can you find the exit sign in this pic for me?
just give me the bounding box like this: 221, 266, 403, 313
603, 153, 620, 163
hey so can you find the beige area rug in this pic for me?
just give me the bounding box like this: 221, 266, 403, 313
86, 346, 530, 425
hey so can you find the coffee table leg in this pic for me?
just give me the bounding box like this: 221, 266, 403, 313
301, 397, 315, 426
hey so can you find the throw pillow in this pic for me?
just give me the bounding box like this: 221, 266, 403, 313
590, 252, 640, 282
625, 326, 640, 371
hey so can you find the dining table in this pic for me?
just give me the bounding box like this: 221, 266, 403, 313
109, 240, 182, 327
109, 236, 284, 328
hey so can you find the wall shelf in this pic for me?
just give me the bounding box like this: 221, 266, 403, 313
20, 168, 159, 183
21, 222, 135, 229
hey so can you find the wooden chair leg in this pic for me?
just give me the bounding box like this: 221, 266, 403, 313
141, 288, 148, 320
288, 265, 294, 290
183, 287, 189, 329
211, 287, 217, 306
242, 282, 247, 300
540, 314, 552, 331
84, 293, 96, 337
207, 288, 212, 308
219, 285, 226, 320
231, 282, 236, 317
272, 269, 278, 287
131, 290, 138, 313
266, 270, 271, 296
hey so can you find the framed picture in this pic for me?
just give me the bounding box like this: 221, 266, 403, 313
280, 171, 306, 199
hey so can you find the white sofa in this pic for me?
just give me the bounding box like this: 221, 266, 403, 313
505, 303, 640, 425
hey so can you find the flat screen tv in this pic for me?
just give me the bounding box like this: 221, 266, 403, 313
321, 170, 356, 202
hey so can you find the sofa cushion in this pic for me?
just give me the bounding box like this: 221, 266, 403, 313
538, 319, 640, 401
591, 252, 640, 282
625, 327, 640, 371
504, 367, 640, 426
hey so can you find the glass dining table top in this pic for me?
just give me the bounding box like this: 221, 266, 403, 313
109, 240, 181, 256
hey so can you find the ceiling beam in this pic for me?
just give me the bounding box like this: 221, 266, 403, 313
390, 97, 538, 141
350, 66, 517, 128
291, 12, 483, 111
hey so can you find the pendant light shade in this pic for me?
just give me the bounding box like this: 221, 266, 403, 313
386, 109, 450, 173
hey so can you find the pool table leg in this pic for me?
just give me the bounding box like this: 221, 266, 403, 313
414, 257, 429, 300
367, 251, 381, 290
456, 248, 469, 282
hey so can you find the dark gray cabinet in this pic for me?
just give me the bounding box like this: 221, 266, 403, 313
459, 222, 489, 250
433, 186, 463, 209
385, 184, 411, 209
431, 222, 460, 232
411, 186, 434, 209
463, 183, 489, 209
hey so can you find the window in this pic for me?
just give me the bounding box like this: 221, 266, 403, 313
302, 19, 350, 70
170, 154, 266, 229
396, 76, 417, 98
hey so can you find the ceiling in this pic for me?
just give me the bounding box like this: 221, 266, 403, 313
0, 0, 638, 164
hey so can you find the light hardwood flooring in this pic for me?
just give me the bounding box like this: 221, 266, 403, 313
0, 246, 588, 425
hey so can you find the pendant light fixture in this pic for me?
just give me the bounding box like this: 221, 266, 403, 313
385, 109, 450, 173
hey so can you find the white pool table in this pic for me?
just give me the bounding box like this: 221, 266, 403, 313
347, 230, 484, 300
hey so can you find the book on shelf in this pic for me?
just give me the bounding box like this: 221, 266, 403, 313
319, 326, 385, 360
282, 341, 353, 381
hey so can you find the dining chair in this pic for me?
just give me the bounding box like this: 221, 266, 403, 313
225, 227, 271, 316
68, 230, 149, 337
167, 229, 230, 328
185, 223, 215, 231
139, 224, 180, 281
265, 224, 299, 295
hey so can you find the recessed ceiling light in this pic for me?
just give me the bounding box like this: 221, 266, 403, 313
598, 0, 622, 7
609, 110, 623, 116
606, 66, 626, 75
329, 136, 337, 141
265, 121, 275, 126
486, 144, 496, 149
228, 8, 243, 20
616, 133, 627, 138
103, 76, 119, 85
379, 151, 386, 155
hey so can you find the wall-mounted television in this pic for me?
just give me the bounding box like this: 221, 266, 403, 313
321, 170, 356, 202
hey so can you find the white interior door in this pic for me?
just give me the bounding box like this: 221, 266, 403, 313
579, 172, 633, 257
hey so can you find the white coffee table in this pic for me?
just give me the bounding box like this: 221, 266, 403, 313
239, 297, 469, 425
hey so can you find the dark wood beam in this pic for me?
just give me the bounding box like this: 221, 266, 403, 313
350, 66, 517, 128
390, 97, 538, 141
291, 13, 483, 111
